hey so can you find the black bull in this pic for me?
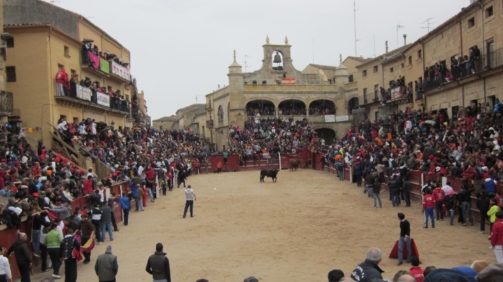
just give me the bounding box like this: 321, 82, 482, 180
260, 169, 279, 182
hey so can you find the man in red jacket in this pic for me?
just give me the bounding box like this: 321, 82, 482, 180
491, 211, 503, 263
55, 67, 70, 96
83, 175, 94, 195
432, 184, 446, 221
422, 188, 436, 228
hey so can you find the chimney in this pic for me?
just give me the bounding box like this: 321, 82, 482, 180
385, 41, 389, 53
403, 34, 407, 46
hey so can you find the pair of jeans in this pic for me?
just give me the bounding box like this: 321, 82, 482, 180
17, 262, 31, 282
31, 229, 41, 255
183, 200, 194, 217
65, 258, 78, 282
424, 207, 435, 227
398, 236, 412, 263
461, 201, 474, 224
40, 244, 48, 272
147, 187, 155, 202
435, 201, 444, 220
449, 209, 455, 225
48, 247, 61, 275
134, 196, 140, 211
92, 220, 102, 242
392, 194, 400, 207
138, 198, 144, 211
102, 222, 114, 241
123, 209, 130, 225
373, 193, 382, 208
365, 186, 373, 197
337, 169, 344, 180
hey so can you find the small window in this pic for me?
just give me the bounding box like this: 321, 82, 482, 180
485, 6, 493, 18
401, 63, 405, 68
408, 56, 412, 65
6, 38, 14, 48
390, 67, 394, 73
363, 88, 367, 95
6, 66, 16, 82
363, 70, 367, 77
468, 17, 475, 28
348, 75, 354, 82
262, 80, 266, 85
373, 65, 378, 73
64, 45, 70, 56
252, 80, 257, 85
418, 49, 422, 59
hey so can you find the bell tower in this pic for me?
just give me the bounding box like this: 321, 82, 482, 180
258, 35, 302, 78
228, 50, 243, 90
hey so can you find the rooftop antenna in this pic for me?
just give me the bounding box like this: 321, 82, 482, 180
396, 24, 404, 48
421, 18, 436, 33
244, 55, 251, 72
353, 0, 360, 56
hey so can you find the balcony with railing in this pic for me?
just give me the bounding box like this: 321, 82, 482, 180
81, 40, 132, 84
55, 82, 130, 114
0, 91, 13, 116
422, 47, 503, 93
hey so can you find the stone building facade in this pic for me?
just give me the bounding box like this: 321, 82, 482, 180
204, 37, 359, 150
0, 0, 13, 126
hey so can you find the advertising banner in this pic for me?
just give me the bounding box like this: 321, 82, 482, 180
111, 61, 131, 81
97, 92, 110, 107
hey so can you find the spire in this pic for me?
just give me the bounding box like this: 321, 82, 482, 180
285, 36, 289, 45
233, 50, 237, 63
229, 50, 242, 69
266, 35, 270, 44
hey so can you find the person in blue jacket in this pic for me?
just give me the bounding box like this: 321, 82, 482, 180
115, 193, 130, 226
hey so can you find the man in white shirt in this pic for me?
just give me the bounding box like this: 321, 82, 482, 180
0, 245, 12, 282
183, 185, 197, 218
441, 181, 454, 195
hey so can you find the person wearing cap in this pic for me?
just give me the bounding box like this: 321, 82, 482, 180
7, 232, 31, 282
95, 245, 118, 282
59, 228, 80, 282
146, 243, 171, 282
183, 185, 196, 218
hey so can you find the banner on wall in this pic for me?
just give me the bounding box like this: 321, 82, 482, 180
97, 92, 110, 107
76, 85, 92, 101
111, 61, 131, 81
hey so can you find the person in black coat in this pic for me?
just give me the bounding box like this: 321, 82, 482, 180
388, 175, 400, 207
8, 232, 32, 282
351, 247, 384, 282
476, 189, 491, 233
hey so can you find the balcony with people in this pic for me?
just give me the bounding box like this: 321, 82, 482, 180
418, 45, 503, 93
308, 100, 335, 116
81, 39, 132, 84
278, 100, 306, 117
55, 67, 130, 114
246, 100, 276, 117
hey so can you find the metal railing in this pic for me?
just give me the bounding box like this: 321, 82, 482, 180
0, 91, 13, 114
482, 47, 503, 70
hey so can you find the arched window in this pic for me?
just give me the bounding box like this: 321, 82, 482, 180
309, 100, 336, 116
218, 105, 224, 123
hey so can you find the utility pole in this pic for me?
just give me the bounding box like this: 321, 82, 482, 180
353, 0, 359, 56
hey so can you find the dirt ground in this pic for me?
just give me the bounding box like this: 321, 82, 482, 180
30, 170, 496, 282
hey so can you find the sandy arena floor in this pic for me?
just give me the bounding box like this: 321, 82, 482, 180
30, 170, 496, 282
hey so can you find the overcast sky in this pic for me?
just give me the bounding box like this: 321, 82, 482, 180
54, 0, 470, 119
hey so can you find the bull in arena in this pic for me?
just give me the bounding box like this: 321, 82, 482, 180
289, 159, 300, 171
260, 169, 279, 182
304, 159, 312, 169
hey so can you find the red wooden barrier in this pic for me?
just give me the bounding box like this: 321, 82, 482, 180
314, 153, 323, 170
226, 155, 240, 171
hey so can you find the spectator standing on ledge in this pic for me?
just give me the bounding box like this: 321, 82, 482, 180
7, 232, 31, 282
146, 243, 171, 282
183, 185, 196, 218
397, 213, 412, 265
350, 247, 384, 282
95, 245, 118, 282
0, 245, 12, 282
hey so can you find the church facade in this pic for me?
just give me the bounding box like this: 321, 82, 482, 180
204, 37, 359, 150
